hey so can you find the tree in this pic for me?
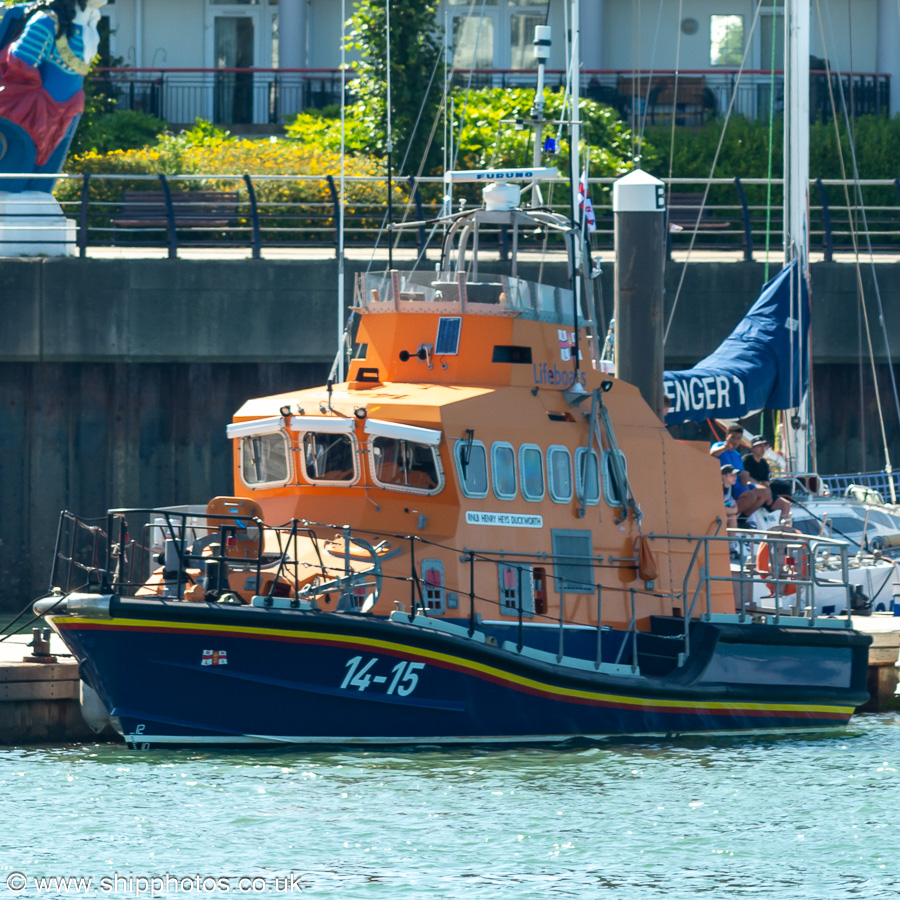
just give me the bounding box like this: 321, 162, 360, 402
346, 0, 444, 175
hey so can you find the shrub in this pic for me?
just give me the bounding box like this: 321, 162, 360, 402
72, 109, 167, 155
57, 131, 406, 242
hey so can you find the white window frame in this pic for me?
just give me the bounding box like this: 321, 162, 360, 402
238, 431, 293, 489
547, 445, 573, 503
575, 447, 601, 506
369, 436, 445, 495
454, 438, 489, 499
602, 448, 628, 508
519, 443, 545, 502
298, 431, 360, 487
490, 441, 517, 500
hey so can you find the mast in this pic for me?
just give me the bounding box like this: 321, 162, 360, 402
783, 0, 812, 473
568, 0, 583, 389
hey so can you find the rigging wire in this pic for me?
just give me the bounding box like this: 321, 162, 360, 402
635, 0, 666, 164
665, 0, 684, 195
337, 0, 347, 382
762, 0, 778, 282
817, 0, 900, 494
663, 0, 766, 346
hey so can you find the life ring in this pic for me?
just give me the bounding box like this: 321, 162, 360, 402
755, 539, 808, 596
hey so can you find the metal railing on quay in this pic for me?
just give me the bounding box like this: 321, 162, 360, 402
90, 67, 889, 127
1, 173, 899, 260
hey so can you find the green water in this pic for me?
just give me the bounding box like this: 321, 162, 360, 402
2, 715, 899, 899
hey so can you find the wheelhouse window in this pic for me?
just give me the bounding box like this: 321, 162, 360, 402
491, 442, 517, 500
455, 439, 488, 498
371, 437, 442, 492
519, 444, 545, 501
547, 445, 573, 503
240, 432, 291, 487
575, 448, 601, 505
302, 432, 357, 483
602, 449, 628, 508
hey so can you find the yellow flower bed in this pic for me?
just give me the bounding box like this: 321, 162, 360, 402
57, 139, 407, 240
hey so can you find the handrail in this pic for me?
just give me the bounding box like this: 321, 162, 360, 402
0, 172, 893, 259
51, 509, 862, 676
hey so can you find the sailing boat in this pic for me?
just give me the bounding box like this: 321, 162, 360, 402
661, 0, 900, 615
30, 2, 873, 748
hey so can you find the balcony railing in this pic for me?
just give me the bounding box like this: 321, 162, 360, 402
2, 173, 899, 259
92, 67, 890, 128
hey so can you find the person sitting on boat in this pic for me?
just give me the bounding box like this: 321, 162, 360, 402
710, 424, 770, 523
743, 435, 792, 524
721, 463, 742, 560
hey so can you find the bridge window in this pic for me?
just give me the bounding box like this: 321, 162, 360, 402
302, 432, 357, 483
547, 446, 573, 503
371, 437, 442, 493
575, 448, 601, 505
519, 444, 545, 501
240, 432, 292, 487
602, 449, 628, 508
491, 442, 517, 500
455, 439, 488, 498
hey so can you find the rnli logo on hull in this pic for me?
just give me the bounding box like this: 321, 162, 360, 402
465, 511, 543, 528
201, 650, 228, 666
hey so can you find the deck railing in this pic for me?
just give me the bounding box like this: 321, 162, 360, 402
49, 509, 857, 682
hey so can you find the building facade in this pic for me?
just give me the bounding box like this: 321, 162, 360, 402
95, 0, 899, 125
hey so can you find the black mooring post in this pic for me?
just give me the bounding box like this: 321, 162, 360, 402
612, 170, 666, 419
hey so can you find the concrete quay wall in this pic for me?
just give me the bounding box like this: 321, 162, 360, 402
0, 257, 898, 614
1, 258, 898, 364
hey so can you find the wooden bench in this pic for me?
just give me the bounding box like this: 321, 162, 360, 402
112, 189, 240, 233
666, 191, 731, 258
615, 75, 713, 125
666, 192, 730, 232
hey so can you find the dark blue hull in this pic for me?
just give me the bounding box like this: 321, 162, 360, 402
50, 597, 871, 747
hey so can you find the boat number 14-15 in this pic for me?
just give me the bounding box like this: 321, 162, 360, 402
340, 656, 425, 695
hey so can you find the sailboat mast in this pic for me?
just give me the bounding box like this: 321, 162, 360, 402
568, 0, 583, 386
783, 0, 812, 473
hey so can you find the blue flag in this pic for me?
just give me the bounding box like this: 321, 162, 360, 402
664, 261, 809, 424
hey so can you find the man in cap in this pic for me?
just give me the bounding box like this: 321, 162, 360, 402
710, 424, 769, 522
743, 435, 792, 523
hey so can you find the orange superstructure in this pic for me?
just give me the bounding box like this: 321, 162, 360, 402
226, 264, 735, 631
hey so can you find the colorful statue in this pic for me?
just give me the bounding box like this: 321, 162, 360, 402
0, 0, 106, 192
